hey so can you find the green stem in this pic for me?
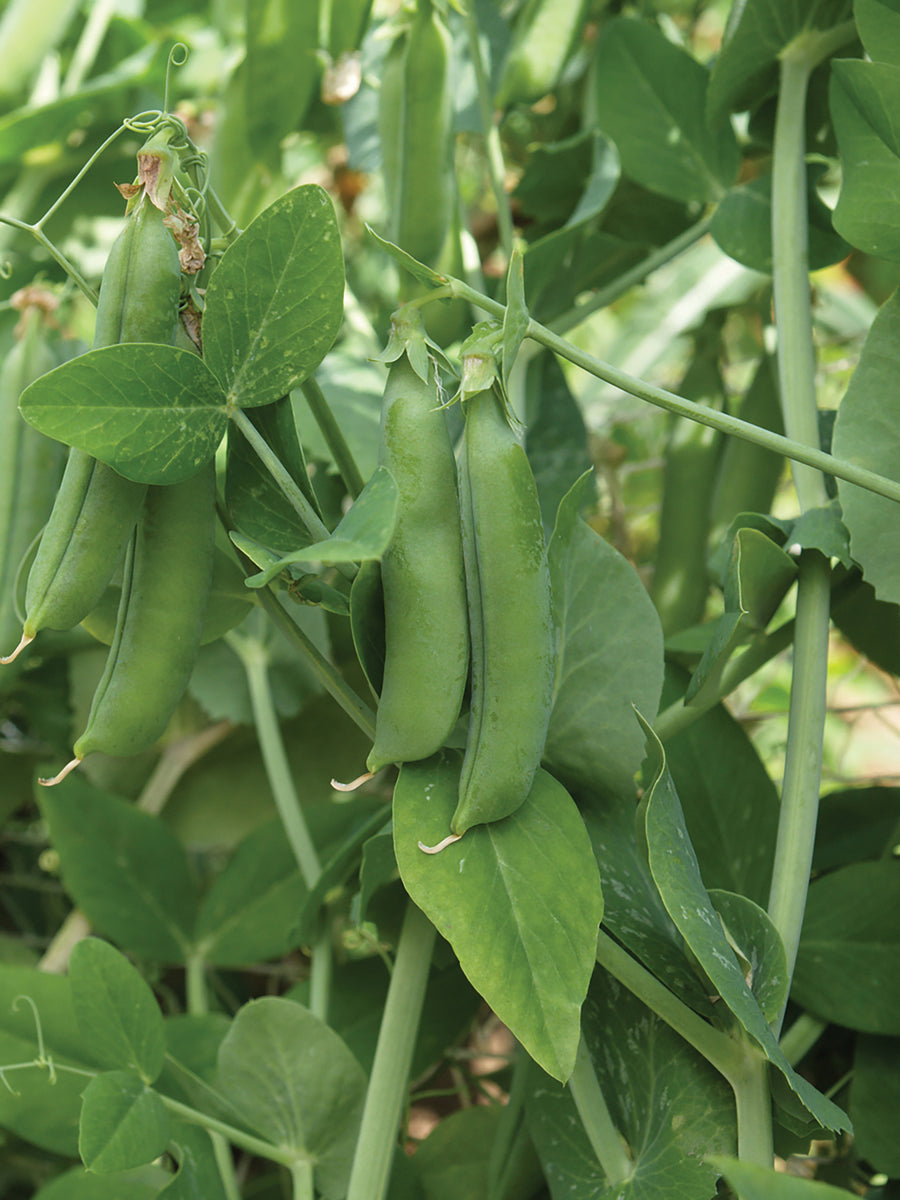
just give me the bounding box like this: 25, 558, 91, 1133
254, 586, 376, 740
594, 931, 739, 1078
291, 1160, 315, 1200
308, 927, 332, 1024
300, 375, 366, 498
779, 1013, 828, 1067
161, 1094, 298, 1167
0, 214, 96, 301
184, 953, 242, 1200
185, 954, 209, 1016
730, 1046, 774, 1167
550, 213, 715, 336
229, 406, 334, 546
464, 2, 515, 260
440, 276, 900, 508
766, 550, 830, 1028
345, 901, 437, 1200
771, 50, 827, 513
229, 630, 322, 888
487, 1051, 530, 1198
568, 1035, 632, 1185
62, 0, 116, 93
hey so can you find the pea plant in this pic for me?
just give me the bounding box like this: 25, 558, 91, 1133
0, 1, 898, 1198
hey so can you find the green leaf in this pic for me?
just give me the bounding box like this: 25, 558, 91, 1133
216, 997, 366, 1198
69, 939, 165, 1083
711, 167, 850, 272
193, 820, 309, 966
584, 798, 718, 1019
832, 290, 900, 601
38, 772, 200, 963
524, 353, 593, 533
527, 971, 735, 1200
662, 675, 779, 906
638, 719, 850, 1133
793, 860, 900, 1033
685, 527, 797, 707
79, 1070, 170, 1174
813, 784, 900, 870
855, 0, 900, 64
707, 0, 854, 119
393, 751, 603, 1082
831, 569, 900, 675
850, 1034, 900, 1175
203, 187, 345, 407
244, 0, 321, 161
413, 1105, 543, 1200
349, 558, 385, 696
591, 17, 739, 204
710, 1157, 856, 1200
19, 345, 227, 485
365, 225, 447, 289
830, 60, 900, 261
32, 1165, 171, 1200
709, 890, 788, 1023
243, 465, 399, 585
502, 242, 529, 388
159, 1120, 229, 1200
545, 473, 664, 796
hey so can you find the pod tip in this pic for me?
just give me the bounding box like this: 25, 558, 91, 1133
0, 633, 34, 665
418, 832, 464, 855
38, 757, 82, 787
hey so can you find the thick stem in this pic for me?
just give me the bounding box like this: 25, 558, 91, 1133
730, 1046, 774, 1167
779, 1013, 828, 1067
231, 631, 322, 889
771, 51, 827, 513
766, 551, 830, 1028
345, 901, 436, 1200
568, 1034, 632, 1185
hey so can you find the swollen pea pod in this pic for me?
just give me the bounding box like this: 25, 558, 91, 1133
449, 327, 555, 837
0, 299, 65, 657
1, 180, 182, 664
494, 0, 591, 108
366, 310, 469, 773
379, 0, 468, 345
41, 462, 215, 784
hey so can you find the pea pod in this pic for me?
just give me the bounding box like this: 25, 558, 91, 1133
2, 166, 183, 663
366, 311, 469, 773
42, 462, 216, 782
452, 331, 555, 835
494, 0, 591, 108
0, 300, 66, 656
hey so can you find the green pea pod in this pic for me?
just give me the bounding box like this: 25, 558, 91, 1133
0, 304, 66, 656
494, 0, 591, 108
380, 0, 454, 268
452, 370, 555, 835
366, 312, 469, 772
43, 462, 216, 781
4, 174, 183, 662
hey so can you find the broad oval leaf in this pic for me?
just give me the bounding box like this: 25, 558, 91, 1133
833, 290, 900, 602
793, 860, 900, 1034
217, 996, 366, 1198
591, 17, 739, 204
831, 60, 900, 261
69, 938, 165, 1083
78, 1070, 170, 1174
545, 473, 664, 796
19, 344, 227, 485
393, 751, 603, 1083
711, 1157, 858, 1200
203, 186, 345, 408
855, 0, 900, 65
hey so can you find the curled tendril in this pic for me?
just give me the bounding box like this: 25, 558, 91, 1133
11, 994, 56, 1083
123, 109, 164, 134
164, 43, 190, 114
0, 1067, 20, 1096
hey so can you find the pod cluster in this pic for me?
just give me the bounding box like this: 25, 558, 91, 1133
1, 132, 215, 784
364, 314, 555, 837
